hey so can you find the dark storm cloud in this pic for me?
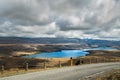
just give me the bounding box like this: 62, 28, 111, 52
0, 0, 120, 40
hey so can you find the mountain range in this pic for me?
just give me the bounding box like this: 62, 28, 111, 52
0, 37, 119, 48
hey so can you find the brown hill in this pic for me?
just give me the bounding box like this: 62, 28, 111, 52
86, 50, 120, 57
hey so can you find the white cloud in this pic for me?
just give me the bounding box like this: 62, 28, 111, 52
0, 0, 120, 40
0, 21, 58, 37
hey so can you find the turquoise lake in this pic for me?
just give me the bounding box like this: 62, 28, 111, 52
23, 47, 117, 58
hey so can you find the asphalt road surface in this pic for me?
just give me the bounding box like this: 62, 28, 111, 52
0, 62, 120, 80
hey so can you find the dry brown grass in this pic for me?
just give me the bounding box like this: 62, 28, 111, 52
96, 69, 120, 80
0, 57, 120, 78
0, 58, 71, 77
0, 58, 70, 77
74, 56, 120, 65
0, 67, 59, 77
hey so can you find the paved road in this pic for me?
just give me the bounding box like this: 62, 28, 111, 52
0, 62, 120, 80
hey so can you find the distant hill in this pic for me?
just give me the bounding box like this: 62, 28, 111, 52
0, 37, 119, 49
80, 39, 120, 48
0, 37, 119, 57
0, 37, 80, 44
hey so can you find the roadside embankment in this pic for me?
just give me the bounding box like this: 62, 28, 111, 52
96, 69, 120, 80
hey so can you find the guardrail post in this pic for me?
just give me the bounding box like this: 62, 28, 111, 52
16, 68, 19, 74
44, 61, 46, 69
25, 63, 28, 72
70, 59, 73, 66
89, 58, 91, 64
59, 60, 62, 68
103, 57, 105, 62
114, 58, 116, 62
80, 59, 83, 65
96, 58, 98, 63
1, 65, 4, 75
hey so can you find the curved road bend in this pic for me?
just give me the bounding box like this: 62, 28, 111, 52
0, 62, 120, 80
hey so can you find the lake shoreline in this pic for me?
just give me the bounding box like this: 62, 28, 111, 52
21, 47, 118, 58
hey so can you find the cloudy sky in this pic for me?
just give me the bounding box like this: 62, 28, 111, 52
0, 0, 120, 40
